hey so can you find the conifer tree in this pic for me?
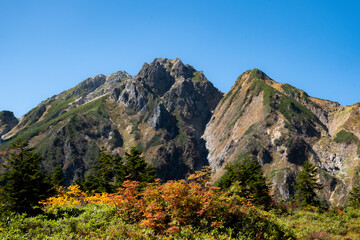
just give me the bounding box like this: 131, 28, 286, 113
52, 165, 65, 186
294, 160, 323, 207
80, 147, 156, 193
81, 147, 124, 193
124, 147, 156, 183
217, 157, 272, 207
0, 139, 54, 214
348, 185, 360, 208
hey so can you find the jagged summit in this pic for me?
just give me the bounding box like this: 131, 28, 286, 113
108, 58, 223, 179
135, 58, 199, 96
233, 68, 273, 84
138, 58, 195, 77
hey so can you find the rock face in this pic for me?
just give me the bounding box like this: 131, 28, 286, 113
148, 103, 173, 131
2, 60, 360, 205
110, 58, 223, 179
203, 69, 360, 205
0, 111, 18, 141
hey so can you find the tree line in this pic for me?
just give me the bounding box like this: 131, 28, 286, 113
0, 139, 156, 214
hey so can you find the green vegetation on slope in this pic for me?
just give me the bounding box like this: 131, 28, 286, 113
191, 71, 205, 82
248, 78, 274, 107
334, 129, 360, 156
248, 70, 317, 126
277, 94, 316, 123
281, 83, 321, 109
230, 69, 316, 128
334, 130, 359, 145
0, 96, 108, 150
281, 84, 302, 98
146, 134, 162, 149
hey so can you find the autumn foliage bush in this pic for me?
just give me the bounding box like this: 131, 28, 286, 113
40, 167, 293, 239
112, 167, 229, 233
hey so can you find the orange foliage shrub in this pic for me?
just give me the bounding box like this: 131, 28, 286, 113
112, 167, 248, 233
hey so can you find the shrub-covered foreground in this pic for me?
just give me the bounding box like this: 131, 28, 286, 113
0, 204, 287, 240
0, 168, 293, 240
2, 205, 360, 239
279, 206, 360, 239
1, 168, 360, 239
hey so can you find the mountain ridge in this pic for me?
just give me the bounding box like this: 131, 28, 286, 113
1, 59, 360, 205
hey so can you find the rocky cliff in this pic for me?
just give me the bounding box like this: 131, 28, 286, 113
0, 111, 18, 143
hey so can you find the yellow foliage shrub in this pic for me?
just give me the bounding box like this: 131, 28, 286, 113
40, 185, 113, 209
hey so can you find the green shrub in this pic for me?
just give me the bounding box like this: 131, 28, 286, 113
217, 157, 272, 208
334, 130, 359, 145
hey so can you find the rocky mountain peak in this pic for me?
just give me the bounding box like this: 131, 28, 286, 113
234, 68, 275, 88
0, 110, 18, 140
70, 74, 107, 97
136, 58, 196, 97
203, 68, 360, 205
0, 110, 17, 121
250, 68, 270, 80
106, 71, 132, 84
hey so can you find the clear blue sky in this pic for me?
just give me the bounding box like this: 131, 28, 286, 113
1, 0, 359, 117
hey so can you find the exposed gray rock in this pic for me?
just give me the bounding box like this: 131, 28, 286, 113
137, 59, 176, 96
275, 171, 296, 199
168, 58, 195, 79
165, 79, 223, 134
83, 71, 131, 103
148, 102, 172, 130
68, 71, 132, 107
110, 88, 121, 102
117, 80, 149, 110
69, 74, 107, 98
0, 110, 18, 139
106, 71, 131, 86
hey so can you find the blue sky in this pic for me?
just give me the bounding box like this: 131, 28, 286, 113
1, 0, 359, 117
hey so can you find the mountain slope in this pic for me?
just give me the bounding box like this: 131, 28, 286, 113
203, 69, 360, 205
0, 58, 222, 184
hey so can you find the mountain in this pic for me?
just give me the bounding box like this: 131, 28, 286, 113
0, 111, 18, 144
1, 60, 360, 205
203, 69, 360, 205
0, 58, 223, 185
